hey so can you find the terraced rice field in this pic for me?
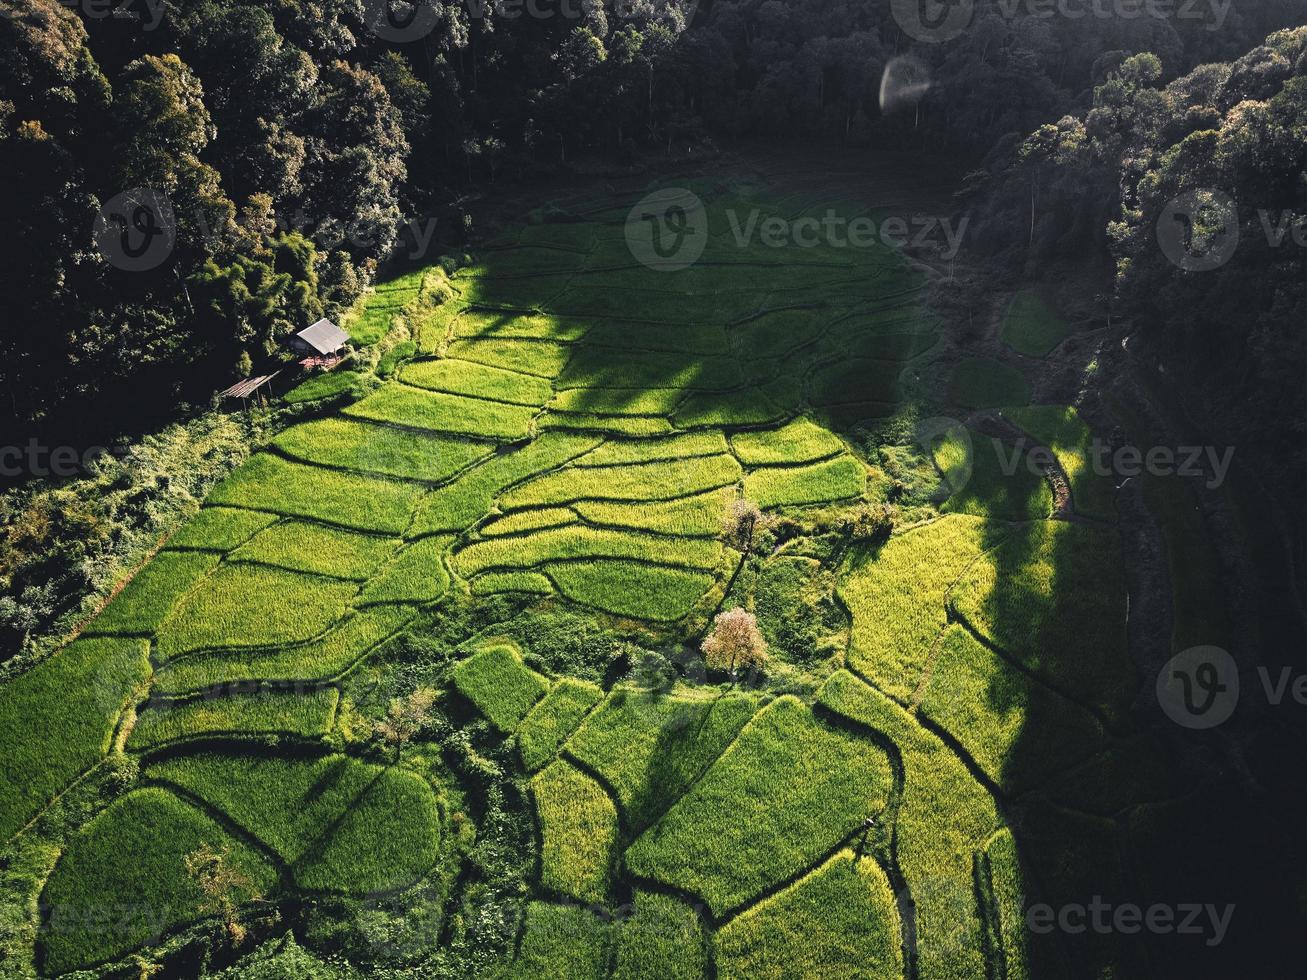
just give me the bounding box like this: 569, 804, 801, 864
0, 179, 1205, 978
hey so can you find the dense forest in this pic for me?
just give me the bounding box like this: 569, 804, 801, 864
3, 0, 1303, 435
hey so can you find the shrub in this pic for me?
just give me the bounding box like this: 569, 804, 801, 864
701, 607, 767, 674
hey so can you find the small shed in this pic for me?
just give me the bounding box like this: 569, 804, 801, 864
289, 318, 350, 358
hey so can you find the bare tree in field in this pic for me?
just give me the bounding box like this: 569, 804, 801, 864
722, 498, 764, 553
374, 686, 440, 759
701, 607, 767, 676
184, 843, 259, 946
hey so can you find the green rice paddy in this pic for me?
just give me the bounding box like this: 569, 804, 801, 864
0, 180, 1175, 979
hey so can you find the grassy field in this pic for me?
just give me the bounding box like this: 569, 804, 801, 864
625, 697, 893, 916
1, 178, 1210, 979
714, 849, 902, 980
453, 642, 550, 732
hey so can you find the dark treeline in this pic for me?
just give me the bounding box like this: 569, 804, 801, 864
1, 0, 1303, 443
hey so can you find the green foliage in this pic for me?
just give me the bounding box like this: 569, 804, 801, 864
344, 385, 537, 440
625, 697, 893, 915
743, 456, 866, 509
714, 849, 902, 980
948, 358, 1031, 410
612, 891, 707, 980
531, 760, 618, 903
156, 564, 357, 659
747, 556, 844, 663
208, 454, 423, 534
0, 637, 150, 843
40, 788, 276, 974
127, 689, 340, 751
517, 679, 604, 772
568, 687, 760, 834
230, 522, 399, 580
452, 643, 550, 732
377, 341, 418, 379
1000, 289, 1071, 356
273, 417, 492, 483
